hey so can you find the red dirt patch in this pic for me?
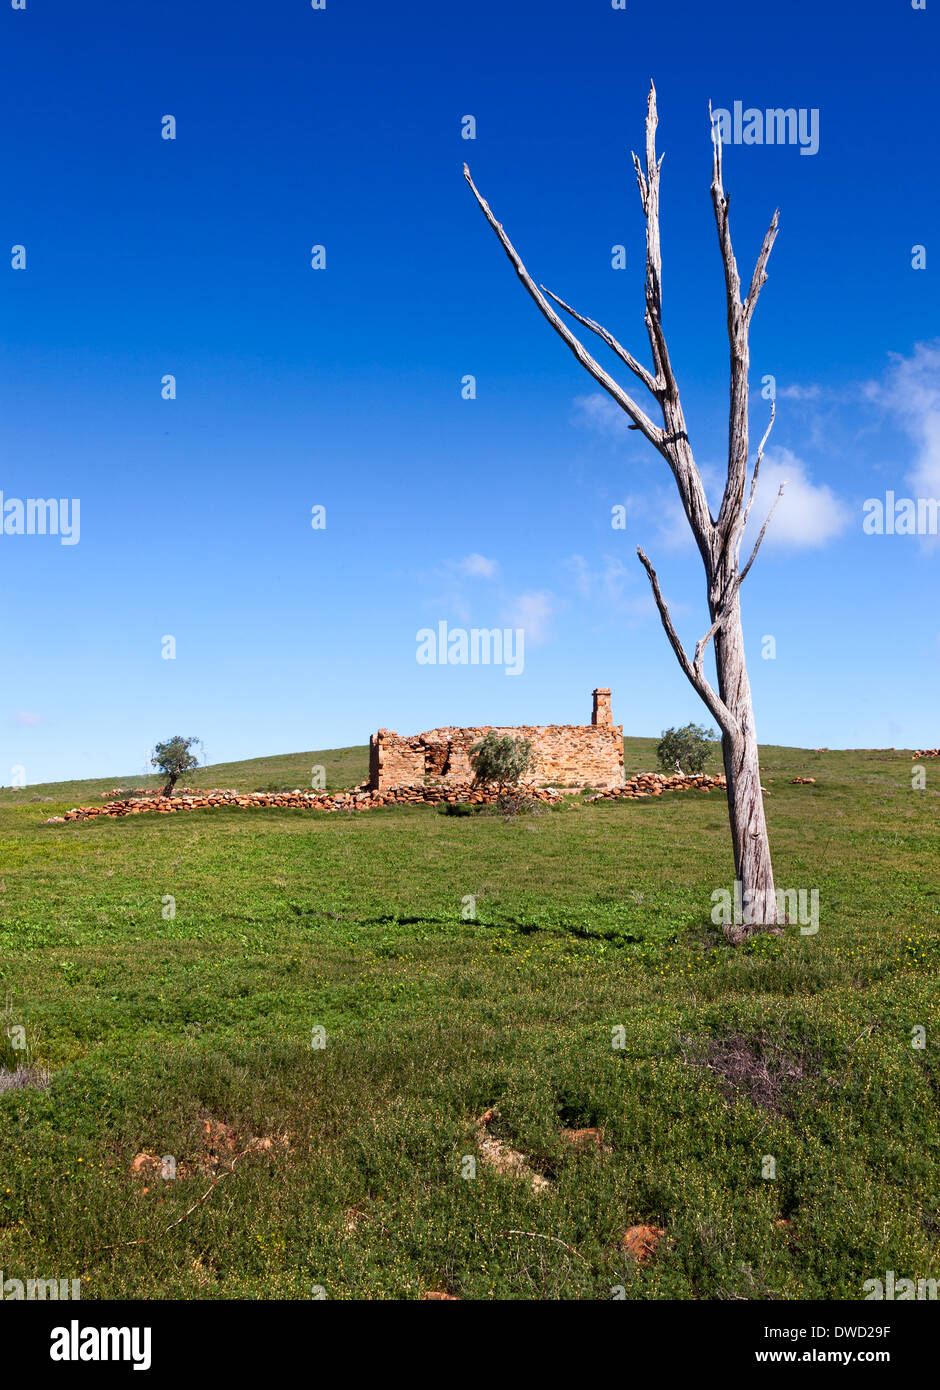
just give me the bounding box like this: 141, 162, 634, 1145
130, 1118, 290, 1187
619, 1224, 664, 1262
475, 1108, 549, 1194
560, 1126, 609, 1150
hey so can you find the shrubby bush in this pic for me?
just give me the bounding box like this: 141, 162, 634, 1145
151, 735, 202, 796
656, 722, 718, 775
469, 732, 533, 791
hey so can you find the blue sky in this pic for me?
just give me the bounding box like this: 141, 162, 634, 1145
1, 0, 937, 785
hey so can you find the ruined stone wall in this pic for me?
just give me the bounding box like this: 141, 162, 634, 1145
369, 730, 427, 791
369, 691, 624, 791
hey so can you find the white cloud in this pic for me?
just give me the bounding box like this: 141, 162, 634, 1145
571, 392, 635, 439
572, 392, 847, 550
776, 383, 823, 401
426, 553, 501, 620
865, 340, 940, 496
745, 447, 850, 549
13, 711, 43, 727
572, 392, 724, 549
502, 590, 554, 645
566, 552, 632, 601
455, 553, 499, 579
619, 465, 723, 554
565, 553, 652, 616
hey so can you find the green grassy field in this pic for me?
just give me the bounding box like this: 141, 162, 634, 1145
0, 739, 937, 1299
0, 744, 369, 806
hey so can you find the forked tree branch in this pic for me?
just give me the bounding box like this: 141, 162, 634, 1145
630, 83, 715, 554
637, 547, 736, 734
710, 103, 779, 553
691, 462, 783, 669
464, 88, 781, 746
692, 563, 748, 680
463, 165, 667, 457
539, 285, 660, 396
694, 611, 726, 677
464, 84, 716, 562
735, 402, 776, 571
745, 210, 780, 322
739, 483, 787, 585
709, 103, 743, 339
741, 404, 776, 532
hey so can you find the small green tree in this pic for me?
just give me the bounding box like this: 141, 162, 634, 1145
469, 731, 533, 794
151, 735, 201, 797
656, 723, 717, 776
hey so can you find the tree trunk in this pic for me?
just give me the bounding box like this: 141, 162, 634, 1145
464, 83, 787, 943
713, 595, 777, 941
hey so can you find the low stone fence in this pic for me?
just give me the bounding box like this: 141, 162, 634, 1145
46, 771, 729, 823
47, 784, 563, 822
585, 772, 727, 800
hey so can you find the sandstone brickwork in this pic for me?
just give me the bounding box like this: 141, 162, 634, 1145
368, 689, 625, 791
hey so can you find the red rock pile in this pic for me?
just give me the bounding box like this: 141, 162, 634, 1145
47, 773, 734, 823
585, 772, 727, 801
48, 783, 565, 823
912, 749, 940, 759
790, 777, 816, 785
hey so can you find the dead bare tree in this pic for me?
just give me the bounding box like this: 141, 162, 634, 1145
464, 82, 786, 939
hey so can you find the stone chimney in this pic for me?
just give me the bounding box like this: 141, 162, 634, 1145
591, 688, 612, 728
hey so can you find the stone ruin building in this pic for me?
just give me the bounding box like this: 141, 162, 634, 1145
368, 688, 625, 792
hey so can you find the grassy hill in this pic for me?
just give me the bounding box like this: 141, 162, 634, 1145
0, 745, 372, 807
0, 736, 912, 808
0, 740, 937, 1299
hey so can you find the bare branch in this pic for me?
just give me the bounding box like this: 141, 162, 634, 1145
637, 547, 737, 733
708, 103, 743, 325
539, 285, 660, 396
632, 151, 648, 205
629, 83, 715, 552
709, 101, 754, 547
693, 564, 747, 676
739, 482, 786, 585
737, 402, 776, 568
633, 85, 677, 400
463, 164, 667, 456
744, 209, 780, 322
694, 612, 725, 676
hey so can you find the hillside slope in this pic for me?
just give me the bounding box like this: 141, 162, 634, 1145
0, 739, 914, 809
